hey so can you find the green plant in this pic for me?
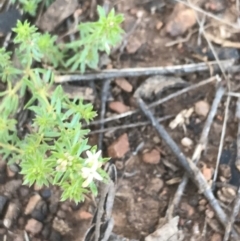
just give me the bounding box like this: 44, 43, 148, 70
11, 0, 55, 16
0, 17, 119, 203
65, 5, 124, 73
0, 5, 124, 203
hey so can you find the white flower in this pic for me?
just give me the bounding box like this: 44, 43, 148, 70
81, 150, 103, 187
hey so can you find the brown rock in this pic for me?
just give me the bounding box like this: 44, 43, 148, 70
206, 209, 215, 219
108, 133, 130, 158
180, 202, 195, 218
3, 202, 19, 228
181, 137, 193, 147
201, 165, 213, 181
194, 100, 210, 117
115, 78, 133, 93
76, 210, 93, 220
25, 219, 43, 235
165, 3, 196, 37
109, 101, 130, 114
142, 149, 161, 164
25, 194, 42, 215
6, 166, 16, 177
126, 34, 142, 54
211, 233, 222, 241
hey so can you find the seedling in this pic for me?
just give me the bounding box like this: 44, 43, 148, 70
0, 6, 124, 203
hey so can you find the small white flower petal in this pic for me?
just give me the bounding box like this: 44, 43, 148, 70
86, 150, 93, 158
81, 167, 91, 178
95, 150, 102, 159
94, 172, 103, 181
82, 176, 93, 187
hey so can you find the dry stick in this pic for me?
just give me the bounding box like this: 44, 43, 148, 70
166, 81, 226, 220
175, 0, 240, 30
212, 95, 231, 189
85, 76, 216, 127
137, 98, 239, 239
89, 115, 174, 134
223, 98, 240, 241
98, 79, 111, 151
54, 60, 234, 82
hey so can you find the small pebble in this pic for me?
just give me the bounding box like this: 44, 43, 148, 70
194, 100, 210, 117
181, 137, 193, 147
4, 179, 22, 195
40, 189, 51, 199
25, 218, 43, 235
142, 149, 161, 164
165, 3, 196, 37
109, 101, 130, 114
211, 233, 222, 241
76, 210, 93, 220
25, 194, 42, 215
180, 202, 195, 218
108, 133, 130, 158
201, 165, 213, 181
57, 210, 66, 219
115, 78, 133, 93
19, 186, 30, 197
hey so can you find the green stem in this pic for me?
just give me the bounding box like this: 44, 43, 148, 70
0, 142, 23, 154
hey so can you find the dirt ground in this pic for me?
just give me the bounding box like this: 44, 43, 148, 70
1, 0, 240, 240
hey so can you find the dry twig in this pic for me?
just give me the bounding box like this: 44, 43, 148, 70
137, 98, 238, 238
175, 0, 240, 30
85, 76, 216, 127
223, 98, 240, 241
166, 81, 225, 220
98, 79, 111, 150
54, 60, 234, 82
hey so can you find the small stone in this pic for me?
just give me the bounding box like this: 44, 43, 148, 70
165, 3, 196, 37
156, 21, 163, 30
142, 149, 161, 164
109, 101, 130, 114
206, 209, 215, 219
19, 186, 30, 198
108, 133, 130, 158
4, 202, 19, 228
201, 165, 213, 181
25, 194, 42, 215
126, 34, 142, 54
52, 217, 71, 235
180, 202, 195, 218
4, 180, 22, 195
205, 0, 226, 12
194, 100, 210, 117
34, 183, 42, 191
31, 200, 48, 222
115, 78, 133, 93
6, 166, 16, 177
8, 164, 20, 173
181, 137, 193, 147
211, 233, 222, 241
0, 195, 8, 215
145, 178, 164, 195
40, 189, 51, 199
76, 210, 93, 220
25, 218, 43, 235
57, 210, 66, 219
